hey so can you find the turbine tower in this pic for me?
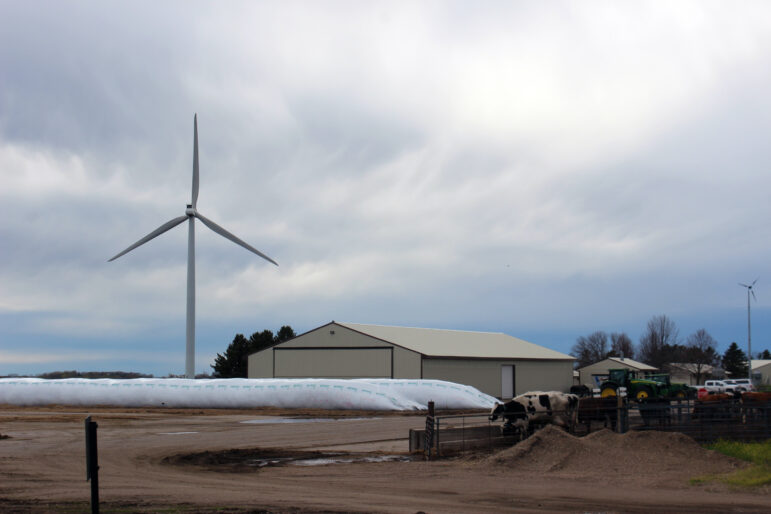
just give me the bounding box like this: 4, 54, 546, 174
109, 114, 278, 378
738, 278, 758, 379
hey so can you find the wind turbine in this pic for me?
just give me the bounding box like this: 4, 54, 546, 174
738, 278, 758, 379
109, 114, 278, 378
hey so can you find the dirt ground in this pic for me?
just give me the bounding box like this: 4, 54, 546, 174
1, 405, 770, 513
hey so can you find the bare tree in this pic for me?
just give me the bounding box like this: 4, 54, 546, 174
684, 328, 719, 384
638, 314, 679, 369
571, 331, 610, 368
609, 332, 635, 360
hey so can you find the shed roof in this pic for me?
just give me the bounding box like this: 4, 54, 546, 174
667, 362, 714, 374
335, 322, 574, 360
577, 357, 657, 372
752, 359, 771, 370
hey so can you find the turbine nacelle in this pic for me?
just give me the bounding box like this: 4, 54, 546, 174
185, 204, 196, 216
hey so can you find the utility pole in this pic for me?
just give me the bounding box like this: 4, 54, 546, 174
739, 279, 757, 380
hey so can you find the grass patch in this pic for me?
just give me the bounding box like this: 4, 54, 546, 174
691, 439, 771, 488
708, 439, 771, 465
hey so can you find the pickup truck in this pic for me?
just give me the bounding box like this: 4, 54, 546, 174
723, 379, 755, 392
693, 380, 731, 395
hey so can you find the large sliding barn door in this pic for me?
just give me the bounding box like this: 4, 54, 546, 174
273, 347, 393, 378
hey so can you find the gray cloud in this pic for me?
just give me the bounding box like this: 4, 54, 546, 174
2, 1, 771, 375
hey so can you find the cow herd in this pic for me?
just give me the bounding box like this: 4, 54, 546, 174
489, 390, 771, 440
489, 391, 579, 440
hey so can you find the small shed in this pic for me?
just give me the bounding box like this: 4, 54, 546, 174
752, 360, 771, 386
247, 321, 575, 399
577, 357, 657, 389
666, 363, 715, 385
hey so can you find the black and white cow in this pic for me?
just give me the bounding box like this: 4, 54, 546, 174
490, 391, 579, 438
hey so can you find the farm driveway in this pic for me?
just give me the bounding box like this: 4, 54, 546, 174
1, 406, 769, 513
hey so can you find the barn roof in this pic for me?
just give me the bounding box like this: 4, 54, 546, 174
576, 357, 657, 372
335, 322, 574, 361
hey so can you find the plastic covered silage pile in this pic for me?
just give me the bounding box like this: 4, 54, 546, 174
0, 378, 497, 410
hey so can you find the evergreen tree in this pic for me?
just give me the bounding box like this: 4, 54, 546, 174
758, 349, 771, 359
211, 326, 296, 378
722, 342, 748, 377
211, 334, 251, 378
275, 325, 296, 343
249, 330, 275, 355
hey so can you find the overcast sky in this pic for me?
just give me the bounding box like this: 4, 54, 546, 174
2, 1, 770, 377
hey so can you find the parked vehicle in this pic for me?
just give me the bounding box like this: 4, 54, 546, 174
723, 379, 755, 392
694, 380, 729, 394
644, 373, 693, 399
600, 369, 665, 401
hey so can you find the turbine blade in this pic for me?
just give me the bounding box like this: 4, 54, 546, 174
195, 212, 278, 266
752, 277, 759, 286
752, 289, 757, 302
739, 283, 750, 288
108, 215, 189, 262
192, 114, 199, 208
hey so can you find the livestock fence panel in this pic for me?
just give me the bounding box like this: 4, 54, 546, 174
412, 398, 771, 458
410, 413, 514, 457
629, 398, 771, 443
576, 397, 771, 443
412, 409, 576, 458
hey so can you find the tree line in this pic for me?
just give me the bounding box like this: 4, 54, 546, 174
210, 325, 296, 378
571, 314, 770, 382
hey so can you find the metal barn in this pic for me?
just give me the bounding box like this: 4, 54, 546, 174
247, 321, 574, 399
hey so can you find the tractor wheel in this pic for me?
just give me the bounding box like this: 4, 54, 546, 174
600, 385, 617, 398
635, 386, 653, 401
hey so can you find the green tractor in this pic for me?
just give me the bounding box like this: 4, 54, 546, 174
600, 369, 666, 401
643, 373, 692, 399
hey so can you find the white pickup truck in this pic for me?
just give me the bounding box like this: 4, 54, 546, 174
723, 379, 755, 392
695, 380, 731, 394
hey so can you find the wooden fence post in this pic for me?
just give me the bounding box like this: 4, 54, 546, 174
85, 416, 99, 514
424, 401, 435, 459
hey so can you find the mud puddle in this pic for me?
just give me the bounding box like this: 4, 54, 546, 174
163, 447, 412, 471
254, 454, 411, 467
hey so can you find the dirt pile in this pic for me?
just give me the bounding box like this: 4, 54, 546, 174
484, 426, 746, 481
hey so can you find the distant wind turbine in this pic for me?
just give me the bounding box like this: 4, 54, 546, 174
109, 114, 278, 378
738, 278, 758, 379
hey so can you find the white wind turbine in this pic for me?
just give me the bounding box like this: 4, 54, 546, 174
739, 278, 758, 379
109, 114, 278, 378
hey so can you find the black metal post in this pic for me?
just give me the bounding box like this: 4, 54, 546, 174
424, 401, 435, 460
85, 416, 99, 514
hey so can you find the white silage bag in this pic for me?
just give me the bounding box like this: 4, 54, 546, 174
0, 378, 497, 410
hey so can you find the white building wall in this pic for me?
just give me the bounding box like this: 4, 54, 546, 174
248, 350, 272, 378
755, 362, 771, 386
247, 323, 422, 379
422, 358, 572, 398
